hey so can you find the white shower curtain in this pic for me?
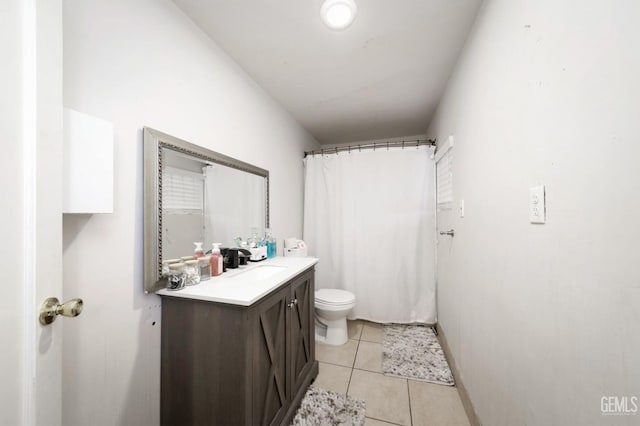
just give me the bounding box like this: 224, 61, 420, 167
303, 146, 437, 324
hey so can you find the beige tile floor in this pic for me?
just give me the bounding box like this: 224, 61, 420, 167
313, 320, 470, 426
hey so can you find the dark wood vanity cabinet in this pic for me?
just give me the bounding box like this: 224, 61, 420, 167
161, 267, 318, 426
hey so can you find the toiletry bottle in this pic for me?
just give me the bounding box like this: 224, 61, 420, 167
193, 242, 204, 259
250, 227, 260, 248
210, 243, 223, 276
265, 228, 276, 258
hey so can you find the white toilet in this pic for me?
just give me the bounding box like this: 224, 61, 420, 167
315, 289, 356, 346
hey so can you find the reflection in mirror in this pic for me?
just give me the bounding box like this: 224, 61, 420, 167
161, 150, 206, 261
161, 149, 265, 259
202, 164, 265, 249
144, 127, 269, 293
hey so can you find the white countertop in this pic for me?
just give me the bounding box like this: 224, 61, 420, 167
156, 256, 318, 306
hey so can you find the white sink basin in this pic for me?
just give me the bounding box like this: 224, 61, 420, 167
234, 265, 287, 281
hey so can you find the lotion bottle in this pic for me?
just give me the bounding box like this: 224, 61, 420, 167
193, 242, 204, 259
210, 243, 223, 276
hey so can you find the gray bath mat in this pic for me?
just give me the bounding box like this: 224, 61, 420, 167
291, 387, 366, 426
382, 324, 454, 386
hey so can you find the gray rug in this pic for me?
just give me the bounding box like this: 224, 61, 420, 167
291, 387, 366, 426
382, 324, 454, 386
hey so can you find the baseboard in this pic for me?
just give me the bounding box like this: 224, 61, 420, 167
436, 324, 482, 426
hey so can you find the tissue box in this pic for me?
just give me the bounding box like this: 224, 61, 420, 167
284, 246, 308, 257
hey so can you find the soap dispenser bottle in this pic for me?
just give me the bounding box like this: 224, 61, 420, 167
210, 243, 223, 276
193, 242, 204, 259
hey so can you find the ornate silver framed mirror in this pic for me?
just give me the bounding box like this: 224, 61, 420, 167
143, 127, 269, 293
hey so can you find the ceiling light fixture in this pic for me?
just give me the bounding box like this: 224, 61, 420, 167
320, 0, 358, 31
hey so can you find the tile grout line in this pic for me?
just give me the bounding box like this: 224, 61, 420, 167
365, 415, 404, 426
317, 360, 355, 369
346, 331, 361, 395
407, 379, 413, 426
318, 360, 360, 370
352, 330, 361, 368
346, 366, 355, 396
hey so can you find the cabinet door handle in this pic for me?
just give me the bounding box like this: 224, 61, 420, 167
287, 299, 298, 309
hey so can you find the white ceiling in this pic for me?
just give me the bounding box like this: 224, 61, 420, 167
173, 0, 482, 144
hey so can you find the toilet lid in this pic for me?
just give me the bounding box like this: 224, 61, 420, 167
315, 289, 355, 305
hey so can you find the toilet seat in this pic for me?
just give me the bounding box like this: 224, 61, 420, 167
315, 289, 355, 306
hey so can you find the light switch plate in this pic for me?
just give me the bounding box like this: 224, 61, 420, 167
459, 199, 465, 218
530, 185, 545, 224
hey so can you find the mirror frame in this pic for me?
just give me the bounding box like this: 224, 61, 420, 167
143, 127, 269, 293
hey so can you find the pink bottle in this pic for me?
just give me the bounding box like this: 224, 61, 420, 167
210, 243, 223, 277
193, 242, 204, 259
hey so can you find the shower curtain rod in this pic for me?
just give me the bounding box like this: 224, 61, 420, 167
304, 138, 436, 157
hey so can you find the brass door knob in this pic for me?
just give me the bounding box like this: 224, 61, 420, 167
39, 297, 83, 325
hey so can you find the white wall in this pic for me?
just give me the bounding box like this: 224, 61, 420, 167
428, 0, 640, 425
62, 0, 319, 424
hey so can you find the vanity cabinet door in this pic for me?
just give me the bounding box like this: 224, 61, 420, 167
289, 269, 315, 398
252, 284, 291, 426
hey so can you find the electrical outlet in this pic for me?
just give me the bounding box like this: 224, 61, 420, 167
530, 185, 545, 224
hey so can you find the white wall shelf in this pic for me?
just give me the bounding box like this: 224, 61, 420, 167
63, 108, 114, 213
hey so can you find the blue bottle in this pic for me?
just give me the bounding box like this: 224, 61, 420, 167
266, 228, 276, 258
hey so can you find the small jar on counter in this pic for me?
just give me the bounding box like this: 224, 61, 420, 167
198, 256, 211, 280
183, 260, 201, 286
165, 263, 186, 291
162, 258, 181, 276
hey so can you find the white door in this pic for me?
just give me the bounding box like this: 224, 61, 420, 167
1, 1, 65, 425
